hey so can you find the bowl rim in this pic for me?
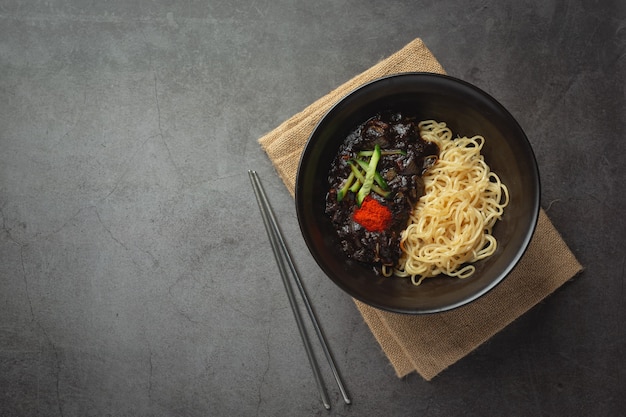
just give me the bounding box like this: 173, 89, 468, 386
295, 72, 541, 314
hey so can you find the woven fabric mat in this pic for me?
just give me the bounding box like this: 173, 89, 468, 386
258, 38, 582, 380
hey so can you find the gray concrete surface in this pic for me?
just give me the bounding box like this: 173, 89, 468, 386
1, 1, 625, 416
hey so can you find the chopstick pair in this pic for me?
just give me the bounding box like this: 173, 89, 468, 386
248, 170, 351, 410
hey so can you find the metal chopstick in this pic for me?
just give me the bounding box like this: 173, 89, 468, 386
250, 170, 351, 405
248, 170, 330, 409
248, 170, 351, 409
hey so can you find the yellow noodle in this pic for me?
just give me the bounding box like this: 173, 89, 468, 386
395, 120, 509, 284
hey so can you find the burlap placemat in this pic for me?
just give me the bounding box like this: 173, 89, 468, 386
258, 38, 583, 380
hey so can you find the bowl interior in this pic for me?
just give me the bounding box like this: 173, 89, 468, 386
295, 73, 540, 314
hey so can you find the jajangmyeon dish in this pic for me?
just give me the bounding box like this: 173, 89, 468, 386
325, 113, 509, 286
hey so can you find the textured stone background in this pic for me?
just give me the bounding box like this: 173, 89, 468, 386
1, 1, 624, 416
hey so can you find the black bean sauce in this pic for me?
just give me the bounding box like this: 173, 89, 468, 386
325, 111, 439, 273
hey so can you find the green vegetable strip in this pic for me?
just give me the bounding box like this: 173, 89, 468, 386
372, 184, 390, 198
337, 171, 355, 202
354, 159, 389, 191
356, 144, 382, 205
350, 179, 361, 193
348, 160, 366, 183
358, 149, 407, 157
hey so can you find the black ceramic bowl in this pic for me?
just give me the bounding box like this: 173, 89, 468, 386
295, 73, 540, 314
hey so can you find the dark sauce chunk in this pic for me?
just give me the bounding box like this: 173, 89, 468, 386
325, 111, 439, 273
